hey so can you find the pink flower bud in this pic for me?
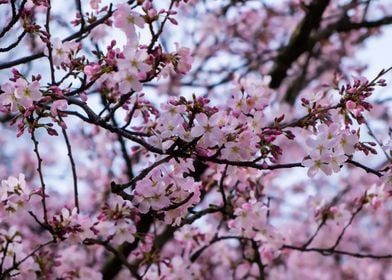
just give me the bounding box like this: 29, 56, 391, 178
345, 100, 356, 110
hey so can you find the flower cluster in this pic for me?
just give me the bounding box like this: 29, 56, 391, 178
303, 122, 358, 177
228, 198, 284, 263
114, 44, 151, 93
94, 195, 137, 245
1, 0, 392, 279
0, 78, 42, 112
49, 207, 94, 242
113, 3, 145, 40
44, 38, 80, 68
133, 159, 201, 225
0, 174, 29, 214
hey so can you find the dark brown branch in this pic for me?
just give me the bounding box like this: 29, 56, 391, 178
268, 0, 330, 89
0, 52, 45, 70
336, 16, 392, 32
219, 164, 229, 208
160, 192, 194, 211
251, 240, 266, 280
0, 31, 26, 52
84, 239, 142, 280
198, 156, 304, 171
111, 155, 173, 192
63, 96, 164, 154
302, 218, 327, 249
283, 245, 392, 259
0, 241, 10, 276
346, 159, 382, 177
269, 1, 392, 103
75, 0, 85, 30
283, 48, 314, 104
0, 0, 27, 39
365, 120, 391, 161
182, 206, 222, 226
0, 113, 17, 123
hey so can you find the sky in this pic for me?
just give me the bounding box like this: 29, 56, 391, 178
357, 26, 392, 78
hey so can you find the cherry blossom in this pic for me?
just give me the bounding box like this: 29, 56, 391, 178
191, 113, 224, 148
44, 38, 78, 67
0, 82, 18, 112
0, 78, 42, 111
0, 174, 29, 213
0, 0, 392, 279
14, 78, 42, 108
113, 3, 145, 39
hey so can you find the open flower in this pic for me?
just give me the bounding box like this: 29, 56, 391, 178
14, 78, 41, 108
191, 113, 224, 148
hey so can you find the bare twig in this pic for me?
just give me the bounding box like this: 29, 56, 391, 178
59, 116, 79, 213
31, 129, 48, 223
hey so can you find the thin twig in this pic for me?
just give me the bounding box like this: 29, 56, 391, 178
0, 31, 26, 52
111, 155, 173, 192
59, 116, 79, 213
44, 0, 56, 84
329, 198, 365, 250
31, 129, 48, 223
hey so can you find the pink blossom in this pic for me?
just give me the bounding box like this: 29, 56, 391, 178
14, 78, 42, 108
45, 207, 93, 243
113, 3, 144, 39
156, 114, 186, 139
110, 220, 136, 245
1, 1, 392, 278
116, 71, 143, 93
229, 201, 268, 238
132, 169, 171, 213
115, 46, 151, 93
221, 132, 257, 161
84, 63, 101, 79
51, 100, 68, 117
191, 113, 224, 148
1, 79, 41, 110
0, 82, 18, 112
174, 43, 193, 74
339, 130, 358, 155
89, 0, 101, 10
302, 152, 333, 177
45, 38, 78, 67
305, 125, 338, 154
0, 174, 29, 213
117, 45, 151, 74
